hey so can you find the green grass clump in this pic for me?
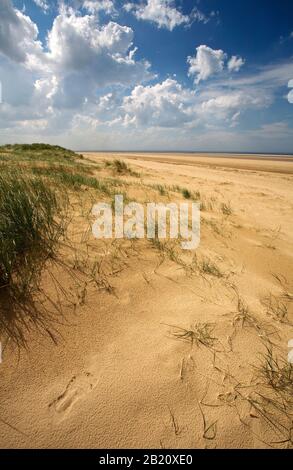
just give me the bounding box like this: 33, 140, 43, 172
105, 159, 140, 177
37, 168, 110, 194
113, 159, 128, 173
154, 184, 167, 196
201, 258, 223, 277
261, 291, 291, 324
0, 170, 63, 298
182, 188, 192, 199
30, 165, 112, 194
162, 185, 200, 201
259, 347, 293, 395
247, 347, 293, 446
221, 202, 233, 216
58, 172, 111, 192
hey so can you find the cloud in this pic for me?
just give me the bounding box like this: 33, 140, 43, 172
192, 63, 288, 124
121, 78, 196, 127
44, 7, 152, 90
188, 45, 226, 84
0, 0, 154, 134
124, 0, 191, 31
82, 0, 115, 15
279, 31, 293, 44
117, 60, 288, 129
0, 0, 43, 63
198, 90, 270, 123
34, 75, 59, 102
227, 55, 245, 72
215, 62, 293, 90
188, 45, 245, 83
0, 0, 291, 153
0, 2, 153, 112
189, 7, 209, 25
250, 121, 292, 138
32, 0, 50, 13
0, 1, 152, 86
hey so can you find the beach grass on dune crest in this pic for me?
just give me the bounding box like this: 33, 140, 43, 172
0, 145, 130, 311
0, 169, 64, 299
0, 144, 122, 344
31, 165, 112, 193
0, 143, 81, 164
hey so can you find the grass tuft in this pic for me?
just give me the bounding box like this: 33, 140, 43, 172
105, 159, 140, 177
182, 188, 192, 199
168, 322, 217, 348
258, 347, 293, 395
221, 202, 233, 216
0, 169, 64, 298
200, 258, 223, 277
262, 292, 290, 324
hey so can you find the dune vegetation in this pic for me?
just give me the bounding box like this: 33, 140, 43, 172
0, 145, 292, 449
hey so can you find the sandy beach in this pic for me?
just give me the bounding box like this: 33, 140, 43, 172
85, 152, 293, 174
0, 152, 292, 449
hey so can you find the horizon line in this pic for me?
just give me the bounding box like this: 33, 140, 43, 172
76, 150, 293, 157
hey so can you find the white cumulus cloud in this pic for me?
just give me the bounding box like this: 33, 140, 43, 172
188, 45, 245, 83
0, 0, 43, 64
188, 45, 226, 84
122, 78, 196, 127
82, 0, 115, 15
124, 0, 190, 31
44, 7, 152, 90
0, 0, 154, 129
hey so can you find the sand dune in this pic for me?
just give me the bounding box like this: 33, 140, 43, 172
0, 152, 292, 449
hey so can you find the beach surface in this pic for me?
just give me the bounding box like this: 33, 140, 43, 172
1, 152, 292, 449
85, 151, 293, 173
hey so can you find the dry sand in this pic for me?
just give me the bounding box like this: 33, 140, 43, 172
0, 152, 293, 449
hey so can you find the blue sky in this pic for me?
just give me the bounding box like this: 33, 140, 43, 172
0, 0, 293, 152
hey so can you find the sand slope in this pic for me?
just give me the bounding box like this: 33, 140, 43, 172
0, 153, 292, 449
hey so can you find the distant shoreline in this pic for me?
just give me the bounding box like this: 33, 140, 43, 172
79, 151, 293, 161
83, 151, 293, 174
81, 151, 293, 164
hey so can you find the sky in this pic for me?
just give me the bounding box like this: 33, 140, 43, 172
0, 0, 293, 152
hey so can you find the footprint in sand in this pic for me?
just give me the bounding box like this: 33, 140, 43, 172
49, 371, 99, 420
